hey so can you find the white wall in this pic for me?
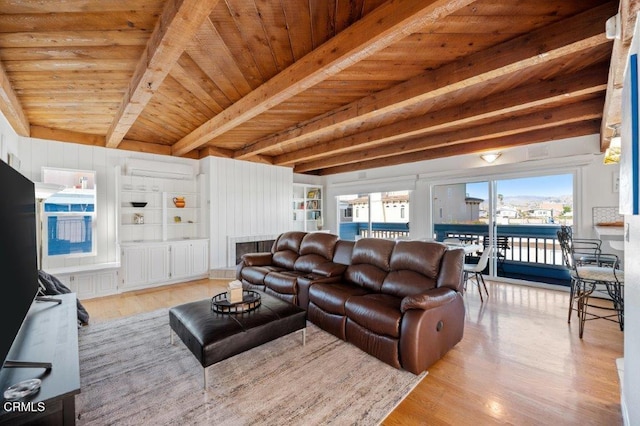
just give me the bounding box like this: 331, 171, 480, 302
204, 156, 293, 268
623, 215, 639, 425
14, 136, 199, 271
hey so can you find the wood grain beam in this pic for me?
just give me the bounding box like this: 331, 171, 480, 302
30, 126, 104, 146
294, 98, 603, 173
236, 2, 616, 160
318, 120, 602, 176
198, 146, 233, 159
171, 0, 476, 156
600, 0, 640, 149
118, 139, 173, 156
105, 0, 221, 148
0, 59, 29, 136
280, 63, 608, 168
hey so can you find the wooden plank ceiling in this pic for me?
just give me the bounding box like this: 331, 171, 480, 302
0, 0, 623, 175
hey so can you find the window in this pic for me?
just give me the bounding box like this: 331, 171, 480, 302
337, 191, 410, 240
42, 168, 96, 257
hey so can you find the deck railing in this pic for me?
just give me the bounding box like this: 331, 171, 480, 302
339, 222, 569, 285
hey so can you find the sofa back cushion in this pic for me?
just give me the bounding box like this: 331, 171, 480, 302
382, 241, 447, 297
272, 231, 306, 269
344, 238, 395, 292
294, 232, 339, 272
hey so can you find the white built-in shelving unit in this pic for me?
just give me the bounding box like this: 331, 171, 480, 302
292, 183, 323, 232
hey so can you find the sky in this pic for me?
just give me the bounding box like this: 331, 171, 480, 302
466, 174, 573, 199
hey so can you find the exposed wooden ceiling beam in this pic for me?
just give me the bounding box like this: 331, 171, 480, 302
105, 0, 221, 149
31, 126, 104, 146
318, 120, 602, 176
198, 146, 233, 159
600, 0, 640, 149
30, 125, 174, 156
118, 139, 173, 156
294, 98, 603, 173
170, 0, 476, 157
0, 59, 29, 136
281, 63, 608, 169
236, 2, 616, 160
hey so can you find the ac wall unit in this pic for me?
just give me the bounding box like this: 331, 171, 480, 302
125, 158, 195, 180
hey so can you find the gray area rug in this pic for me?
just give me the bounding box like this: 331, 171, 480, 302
76, 308, 426, 425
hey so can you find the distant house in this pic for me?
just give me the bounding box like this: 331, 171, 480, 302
497, 207, 518, 218
531, 209, 552, 218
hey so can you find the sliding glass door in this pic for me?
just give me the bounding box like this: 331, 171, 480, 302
433, 173, 573, 284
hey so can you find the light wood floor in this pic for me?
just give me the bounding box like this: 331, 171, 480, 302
82, 279, 623, 425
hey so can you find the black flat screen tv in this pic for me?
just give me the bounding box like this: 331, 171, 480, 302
0, 159, 38, 369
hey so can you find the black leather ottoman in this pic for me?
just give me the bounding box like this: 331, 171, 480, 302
169, 291, 307, 388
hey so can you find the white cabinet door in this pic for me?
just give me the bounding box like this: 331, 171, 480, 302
170, 241, 191, 280
122, 246, 148, 288
190, 240, 209, 276
148, 244, 171, 283
74, 274, 96, 299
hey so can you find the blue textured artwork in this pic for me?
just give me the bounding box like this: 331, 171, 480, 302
620, 53, 640, 215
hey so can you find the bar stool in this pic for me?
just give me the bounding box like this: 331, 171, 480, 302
557, 227, 624, 338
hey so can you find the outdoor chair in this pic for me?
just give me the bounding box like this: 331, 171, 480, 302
557, 226, 624, 338
463, 246, 492, 303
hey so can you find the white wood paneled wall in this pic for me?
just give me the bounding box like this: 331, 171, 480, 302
15, 137, 200, 271
204, 157, 292, 268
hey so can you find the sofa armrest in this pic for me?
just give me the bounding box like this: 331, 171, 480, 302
296, 273, 342, 310
241, 252, 273, 267
400, 287, 457, 312
311, 262, 347, 278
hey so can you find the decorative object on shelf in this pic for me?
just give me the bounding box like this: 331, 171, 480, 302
173, 196, 186, 208
174, 216, 181, 223
211, 289, 261, 314
226, 280, 243, 303
134, 213, 144, 224
307, 190, 317, 198
130, 202, 147, 208
316, 216, 323, 230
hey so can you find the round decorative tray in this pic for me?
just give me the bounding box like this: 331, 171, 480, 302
211, 290, 261, 314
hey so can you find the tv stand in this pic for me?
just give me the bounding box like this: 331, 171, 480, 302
0, 293, 79, 425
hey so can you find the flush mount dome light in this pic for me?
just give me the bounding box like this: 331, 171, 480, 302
480, 153, 501, 164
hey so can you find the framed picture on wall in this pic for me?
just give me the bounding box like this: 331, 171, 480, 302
620, 53, 640, 215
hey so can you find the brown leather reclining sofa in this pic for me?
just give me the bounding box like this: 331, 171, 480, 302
236, 231, 465, 374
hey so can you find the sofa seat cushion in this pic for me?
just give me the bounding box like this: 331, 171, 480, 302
345, 293, 403, 338
264, 271, 306, 295
309, 282, 369, 315
240, 265, 285, 285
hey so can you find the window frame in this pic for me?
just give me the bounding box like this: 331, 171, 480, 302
42, 167, 97, 259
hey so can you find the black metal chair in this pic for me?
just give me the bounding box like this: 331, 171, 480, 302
557, 226, 624, 338
562, 225, 616, 268
481, 236, 509, 274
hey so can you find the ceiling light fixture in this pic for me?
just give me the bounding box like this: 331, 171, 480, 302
480, 153, 501, 164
